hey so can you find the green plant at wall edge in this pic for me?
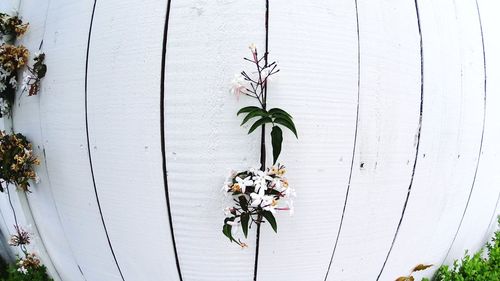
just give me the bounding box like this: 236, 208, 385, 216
421, 216, 500, 281
1, 263, 52, 281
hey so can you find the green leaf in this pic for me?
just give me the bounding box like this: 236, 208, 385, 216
248, 117, 272, 134
238, 195, 248, 211
222, 224, 234, 242
36, 64, 47, 78
237, 106, 261, 116
268, 108, 293, 119
241, 213, 250, 238
262, 211, 278, 233
274, 117, 298, 138
240, 109, 268, 126
271, 126, 283, 165
271, 112, 294, 124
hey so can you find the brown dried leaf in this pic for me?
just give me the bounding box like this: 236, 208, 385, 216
412, 264, 433, 273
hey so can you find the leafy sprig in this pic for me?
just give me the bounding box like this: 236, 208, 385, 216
223, 44, 297, 247
232, 44, 298, 165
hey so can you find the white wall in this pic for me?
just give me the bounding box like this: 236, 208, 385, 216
0, 0, 499, 280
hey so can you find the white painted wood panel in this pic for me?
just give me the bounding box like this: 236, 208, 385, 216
324, 0, 421, 280
445, 0, 500, 263
11, 0, 84, 279
164, 1, 265, 280
379, 0, 485, 279
257, 1, 358, 280
86, 0, 179, 280
37, 1, 124, 280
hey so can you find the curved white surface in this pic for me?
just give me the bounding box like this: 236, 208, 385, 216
0, 0, 498, 280
327, 0, 421, 279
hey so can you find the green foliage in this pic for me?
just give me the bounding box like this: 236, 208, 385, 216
427, 217, 500, 281
1, 264, 52, 281
237, 107, 297, 164
262, 211, 277, 233
0, 256, 8, 279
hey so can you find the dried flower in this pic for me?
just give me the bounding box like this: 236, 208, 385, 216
0, 13, 29, 39
16, 252, 41, 274
0, 44, 29, 72
0, 131, 40, 192
22, 52, 46, 96
9, 225, 31, 246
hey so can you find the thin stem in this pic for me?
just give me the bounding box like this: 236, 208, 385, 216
5, 183, 19, 228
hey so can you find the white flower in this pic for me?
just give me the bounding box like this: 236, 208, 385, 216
249, 43, 257, 53
0, 99, 10, 116
221, 170, 237, 192
230, 74, 247, 98
261, 196, 277, 213
235, 176, 253, 193
221, 181, 231, 193
272, 178, 282, 190
0, 67, 10, 80
250, 189, 275, 212
9, 76, 17, 87
0, 81, 6, 92
252, 170, 272, 193
21, 72, 32, 92
250, 191, 264, 208
17, 266, 27, 274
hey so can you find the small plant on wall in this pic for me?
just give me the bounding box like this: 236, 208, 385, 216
21, 52, 46, 97
0, 131, 51, 280
0, 12, 46, 118
0, 44, 28, 117
0, 13, 28, 41
221, 44, 298, 247
0, 131, 40, 193
0, 11, 50, 279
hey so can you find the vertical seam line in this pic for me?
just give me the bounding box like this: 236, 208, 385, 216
323, 0, 360, 280
442, 0, 487, 262
253, 1, 269, 280
84, 1, 125, 280
376, 0, 424, 279
160, 0, 183, 280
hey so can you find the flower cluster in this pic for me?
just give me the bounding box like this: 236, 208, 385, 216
0, 13, 28, 39
9, 225, 31, 247
22, 52, 46, 96
222, 164, 295, 247
0, 44, 28, 72
230, 43, 279, 102
0, 131, 40, 192
0, 44, 29, 116
16, 253, 41, 274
